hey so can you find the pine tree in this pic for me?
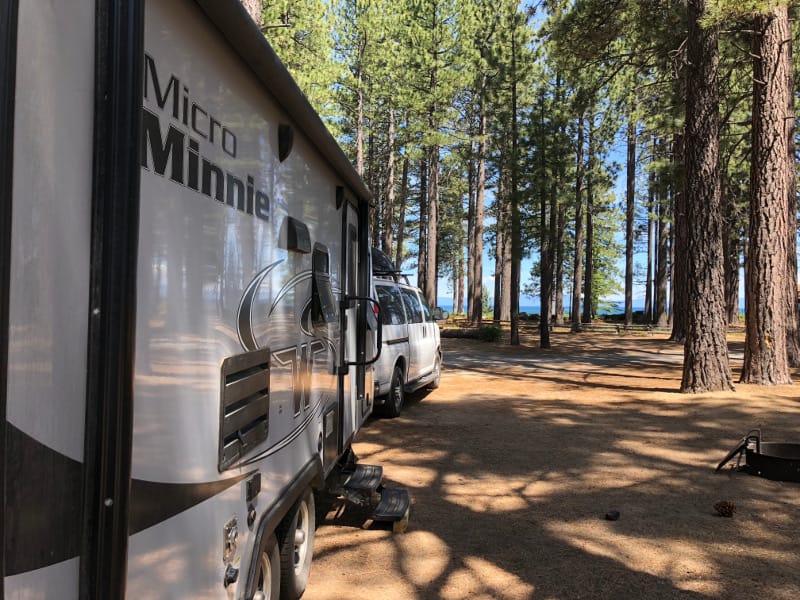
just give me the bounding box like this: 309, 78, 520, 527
681, 0, 734, 393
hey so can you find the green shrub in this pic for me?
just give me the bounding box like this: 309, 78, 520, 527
475, 325, 502, 343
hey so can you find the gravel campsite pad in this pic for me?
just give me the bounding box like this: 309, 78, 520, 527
303, 331, 800, 600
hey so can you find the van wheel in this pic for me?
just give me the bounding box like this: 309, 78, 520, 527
429, 354, 441, 389
254, 534, 280, 600
278, 489, 316, 599
380, 364, 405, 418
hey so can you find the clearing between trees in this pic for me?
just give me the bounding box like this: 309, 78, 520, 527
304, 331, 800, 600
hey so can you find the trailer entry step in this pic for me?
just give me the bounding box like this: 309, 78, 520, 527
373, 487, 410, 524
343, 464, 383, 492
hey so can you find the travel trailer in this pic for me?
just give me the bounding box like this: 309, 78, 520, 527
1, 1, 407, 598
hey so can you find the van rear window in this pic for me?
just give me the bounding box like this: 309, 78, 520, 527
376, 285, 406, 325
399, 288, 424, 324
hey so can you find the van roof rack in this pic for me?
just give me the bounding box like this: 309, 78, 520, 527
371, 247, 411, 284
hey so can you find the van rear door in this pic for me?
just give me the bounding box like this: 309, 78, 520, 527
398, 287, 424, 382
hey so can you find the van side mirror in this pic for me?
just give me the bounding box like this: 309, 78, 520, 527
433, 307, 449, 321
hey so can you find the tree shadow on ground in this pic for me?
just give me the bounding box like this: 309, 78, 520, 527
306, 333, 800, 600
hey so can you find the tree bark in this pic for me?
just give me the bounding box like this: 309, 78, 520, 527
783, 16, 800, 369
240, 0, 261, 24
395, 155, 409, 271
494, 173, 506, 321
510, 22, 521, 345
470, 110, 486, 324
681, 0, 734, 393
582, 113, 594, 324
741, 5, 793, 384
571, 113, 585, 331
722, 174, 740, 326
555, 203, 565, 325
454, 254, 464, 315
539, 94, 552, 349
381, 108, 395, 256
501, 222, 512, 322
625, 118, 636, 328
418, 156, 428, 291
670, 133, 688, 343
655, 165, 669, 328
425, 143, 439, 310
644, 164, 654, 323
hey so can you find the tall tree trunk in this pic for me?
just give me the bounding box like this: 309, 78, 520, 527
494, 174, 506, 321
554, 74, 566, 327
670, 133, 688, 343
722, 174, 740, 326
571, 113, 585, 331
470, 110, 486, 324
355, 47, 365, 177
501, 218, 512, 322
742, 6, 793, 384
395, 154, 409, 271
682, 0, 734, 393
453, 256, 463, 315
510, 22, 521, 345
426, 143, 439, 310
625, 118, 636, 328
784, 18, 800, 369
368, 131, 379, 248
582, 114, 594, 324
539, 94, 552, 348
655, 167, 669, 327
467, 139, 476, 319
645, 166, 654, 323
666, 217, 675, 327
494, 225, 504, 321
418, 157, 428, 291
381, 108, 395, 256
555, 203, 565, 325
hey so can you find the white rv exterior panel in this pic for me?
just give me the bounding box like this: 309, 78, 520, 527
130, 1, 352, 596
5, 1, 95, 596
136, 0, 343, 484
6, 0, 94, 462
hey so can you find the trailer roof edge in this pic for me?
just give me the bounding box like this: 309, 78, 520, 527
194, 0, 373, 204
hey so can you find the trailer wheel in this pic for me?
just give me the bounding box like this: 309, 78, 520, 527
254, 534, 280, 600
380, 364, 405, 418
278, 489, 316, 599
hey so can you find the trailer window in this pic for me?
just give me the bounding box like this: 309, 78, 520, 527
312, 245, 337, 324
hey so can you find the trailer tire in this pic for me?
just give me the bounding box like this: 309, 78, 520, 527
278, 489, 316, 599
254, 534, 281, 599
380, 364, 405, 418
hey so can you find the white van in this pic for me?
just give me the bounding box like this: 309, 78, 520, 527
372, 277, 444, 418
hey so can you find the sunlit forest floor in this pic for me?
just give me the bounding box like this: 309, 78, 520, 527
305, 331, 800, 600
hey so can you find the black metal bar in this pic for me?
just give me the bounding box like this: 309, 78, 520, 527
0, 1, 19, 593
356, 198, 372, 414
79, 0, 144, 598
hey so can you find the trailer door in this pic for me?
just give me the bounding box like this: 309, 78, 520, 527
340, 197, 375, 448
341, 203, 360, 447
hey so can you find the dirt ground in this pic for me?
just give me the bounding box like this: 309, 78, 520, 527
303, 331, 800, 600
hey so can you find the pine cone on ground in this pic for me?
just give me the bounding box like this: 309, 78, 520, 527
714, 501, 736, 517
